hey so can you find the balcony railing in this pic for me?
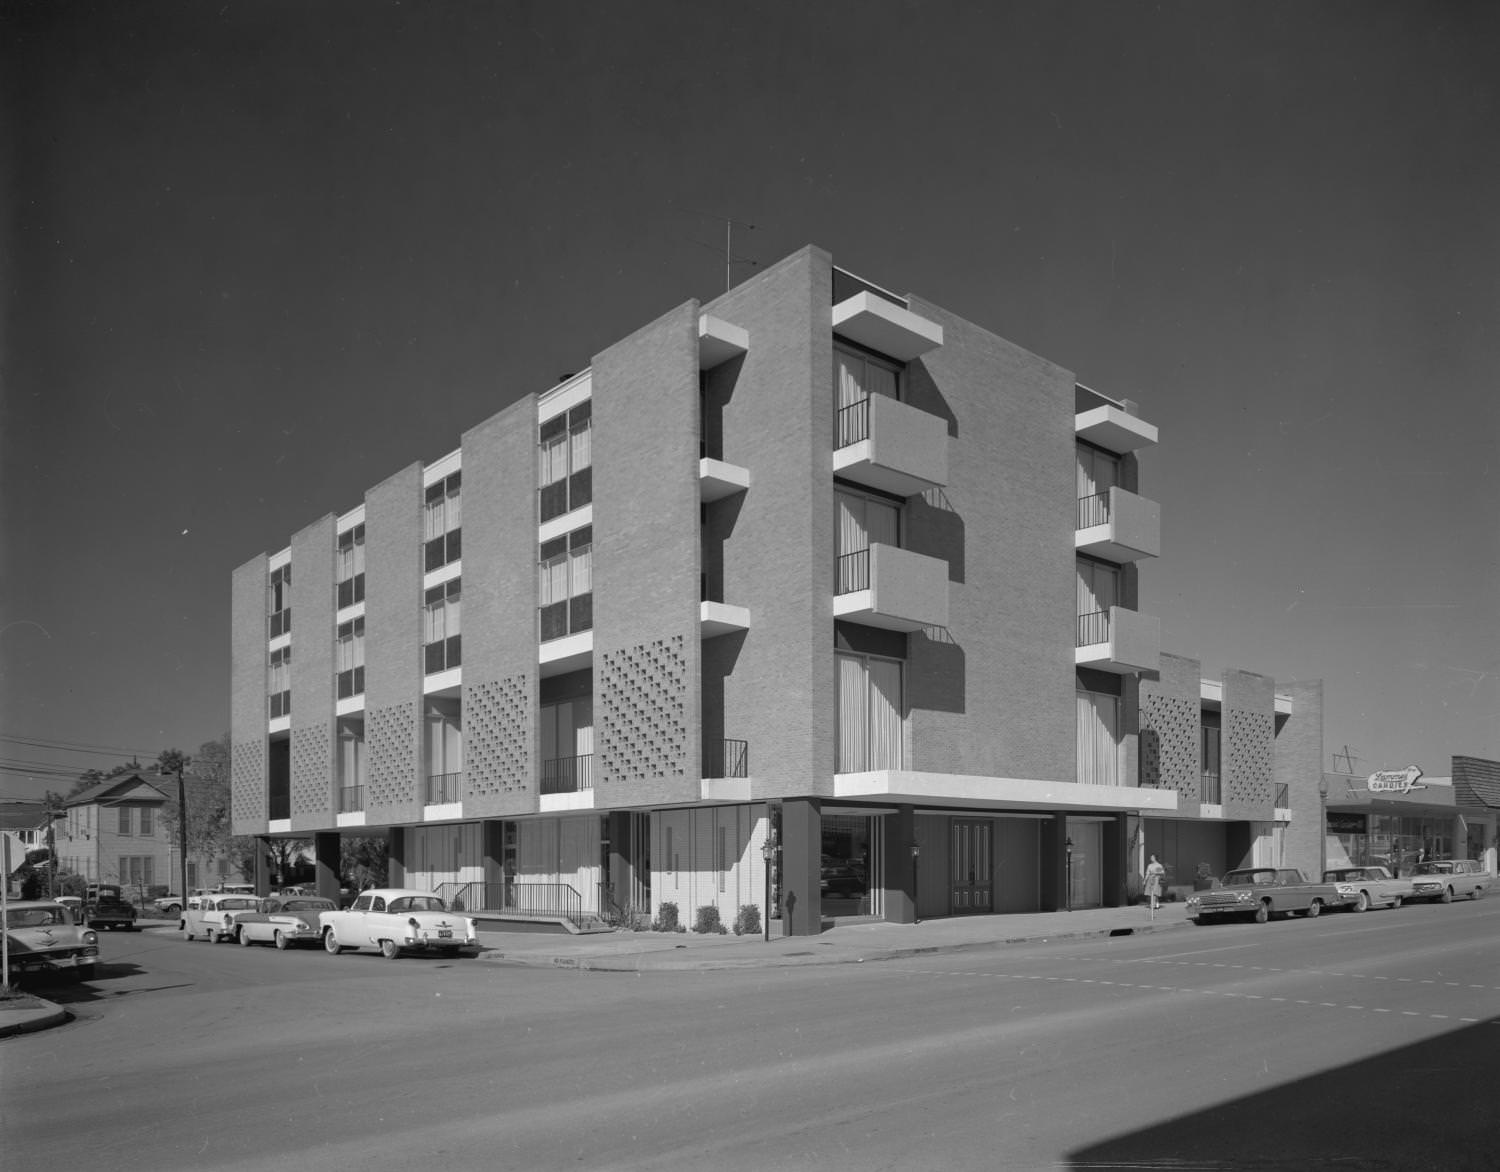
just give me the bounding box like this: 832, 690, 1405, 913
433, 880, 585, 929
268, 793, 290, 821
541, 754, 594, 795
1275, 783, 1289, 809
1077, 610, 1110, 647
705, 739, 749, 778
1078, 491, 1110, 529
837, 549, 870, 595
338, 785, 365, 813
837, 397, 873, 449
425, 772, 461, 804
1201, 771, 1222, 804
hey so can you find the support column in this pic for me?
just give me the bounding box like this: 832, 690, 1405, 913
253, 837, 271, 897
1101, 813, 1127, 907
314, 832, 341, 903
882, 806, 917, 923
780, 797, 822, 936
387, 827, 405, 888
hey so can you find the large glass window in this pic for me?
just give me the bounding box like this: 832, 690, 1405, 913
1200, 713, 1221, 804
424, 580, 461, 673
424, 472, 462, 571
836, 490, 900, 594
540, 698, 594, 793
821, 814, 875, 915
269, 563, 292, 637
423, 700, 463, 803
336, 524, 365, 608
539, 526, 593, 641
836, 652, 904, 771
539, 402, 593, 522
338, 719, 366, 811
336, 617, 365, 698
269, 645, 291, 718
1077, 558, 1120, 647
1076, 690, 1119, 786
834, 344, 900, 448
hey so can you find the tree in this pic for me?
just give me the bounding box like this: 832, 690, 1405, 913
340, 836, 389, 892
158, 738, 232, 867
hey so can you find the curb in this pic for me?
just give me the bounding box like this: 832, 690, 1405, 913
475, 916, 1192, 973
0, 1001, 69, 1039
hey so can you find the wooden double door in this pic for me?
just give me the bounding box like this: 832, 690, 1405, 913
951, 819, 993, 913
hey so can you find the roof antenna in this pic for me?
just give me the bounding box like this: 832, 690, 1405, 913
724, 218, 756, 292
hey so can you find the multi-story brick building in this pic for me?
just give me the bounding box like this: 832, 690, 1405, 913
229, 244, 1327, 934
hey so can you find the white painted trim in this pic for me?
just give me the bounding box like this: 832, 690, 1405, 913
700, 777, 753, 802
834, 769, 1180, 813
540, 790, 596, 813
422, 560, 462, 592
335, 695, 365, 718
422, 667, 462, 695
336, 504, 366, 533
336, 811, 366, 828
423, 449, 462, 485
268, 715, 290, 735
538, 504, 593, 545
537, 372, 592, 421
268, 547, 291, 570
268, 819, 291, 834
335, 601, 366, 626
422, 802, 464, 821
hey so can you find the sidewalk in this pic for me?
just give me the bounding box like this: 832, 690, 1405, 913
0, 991, 69, 1038
475, 901, 1192, 973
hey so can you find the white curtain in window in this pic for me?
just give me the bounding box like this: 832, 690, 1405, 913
424, 599, 446, 644
865, 359, 898, 399
447, 487, 461, 531
447, 591, 461, 638
570, 543, 592, 596
836, 492, 899, 556
570, 420, 592, 471
1076, 445, 1119, 499
1077, 560, 1118, 617
539, 432, 568, 486
837, 654, 868, 771
539, 557, 567, 605
1076, 690, 1119, 786
867, 658, 904, 769
835, 350, 864, 411
336, 632, 353, 673
423, 498, 443, 542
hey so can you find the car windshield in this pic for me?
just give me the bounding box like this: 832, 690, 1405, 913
218, 898, 258, 910
1223, 872, 1273, 887
387, 896, 446, 913
6, 907, 69, 928
1414, 863, 1453, 875
282, 899, 334, 912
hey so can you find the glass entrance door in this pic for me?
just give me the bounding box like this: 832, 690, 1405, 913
951, 820, 993, 913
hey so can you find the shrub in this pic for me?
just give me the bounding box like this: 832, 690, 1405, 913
693, 905, 727, 935
733, 904, 761, 936
651, 901, 684, 933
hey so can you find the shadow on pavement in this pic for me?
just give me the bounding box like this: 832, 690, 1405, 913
1066, 1015, 1500, 1171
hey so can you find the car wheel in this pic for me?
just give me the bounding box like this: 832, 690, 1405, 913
165, 903, 181, 917
379, 939, 400, 960
238, 928, 253, 947
1305, 899, 1322, 918
323, 928, 343, 955
1391, 896, 1403, 909
274, 930, 290, 950
1353, 891, 1369, 913
1441, 886, 1454, 904
1253, 901, 1271, 924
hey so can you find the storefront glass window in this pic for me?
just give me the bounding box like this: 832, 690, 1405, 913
821, 815, 874, 916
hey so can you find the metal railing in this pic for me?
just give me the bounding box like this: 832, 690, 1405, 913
837, 549, 870, 595
705, 739, 749, 778
836, 397, 871, 449
1275, 783, 1289, 809
433, 880, 585, 928
425, 772, 461, 804
338, 785, 365, 813
1077, 491, 1111, 529
541, 754, 594, 795
1077, 610, 1110, 647
1200, 771, 1222, 804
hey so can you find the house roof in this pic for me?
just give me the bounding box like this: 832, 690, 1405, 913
1452, 755, 1500, 810
0, 804, 55, 832
63, 772, 173, 807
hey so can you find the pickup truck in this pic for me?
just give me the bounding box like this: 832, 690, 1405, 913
85, 884, 139, 931
1186, 867, 1338, 925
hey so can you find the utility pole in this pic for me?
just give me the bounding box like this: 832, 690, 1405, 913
158, 749, 190, 905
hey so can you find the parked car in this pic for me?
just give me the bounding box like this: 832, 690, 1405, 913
4, 901, 100, 983
153, 892, 185, 917
318, 888, 476, 959
86, 885, 139, 931
182, 892, 261, 942
1323, 866, 1412, 911
235, 895, 338, 949
54, 895, 84, 918
1186, 867, 1338, 924
1406, 859, 1490, 903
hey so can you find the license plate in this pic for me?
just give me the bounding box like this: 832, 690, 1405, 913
437, 929, 452, 939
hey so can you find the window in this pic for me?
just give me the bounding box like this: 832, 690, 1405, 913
1201, 713, 1221, 804
270, 645, 291, 717
836, 490, 900, 594
338, 720, 366, 810
834, 343, 900, 448
1076, 690, 1119, 786
269, 563, 292, 637
836, 652, 904, 771
538, 402, 593, 522
117, 807, 132, 835
336, 524, 366, 608
538, 526, 593, 641
1077, 558, 1120, 646
1077, 443, 1121, 529
139, 807, 153, 837
120, 856, 154, 890
424, 472, 462, 572
336, 617, 365, 698
423, 700, 463, 803
424, 580, 461, 673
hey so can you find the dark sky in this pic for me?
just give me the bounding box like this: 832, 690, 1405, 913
3, 1, 1496, 799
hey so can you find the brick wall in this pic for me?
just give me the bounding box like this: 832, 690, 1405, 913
230, 556, 269, 835
290, 513, 337, 829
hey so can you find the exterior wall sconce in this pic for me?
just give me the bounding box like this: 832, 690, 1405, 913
1065, 836, 1075, 912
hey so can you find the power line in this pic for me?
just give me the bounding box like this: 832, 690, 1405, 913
1, 733, 161, 758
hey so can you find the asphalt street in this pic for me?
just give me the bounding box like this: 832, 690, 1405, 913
3, 901, 1497, 1171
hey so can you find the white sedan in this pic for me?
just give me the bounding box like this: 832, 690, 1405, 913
318, 888, 476, 959
235, 895, 338, 949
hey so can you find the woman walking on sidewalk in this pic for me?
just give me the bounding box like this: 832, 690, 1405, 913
1144, 855, 1166, 912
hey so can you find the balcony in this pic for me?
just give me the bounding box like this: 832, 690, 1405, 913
834, 394, 949, 497
834, 542, 949, 632
338, 785, 365, 813
700, 457, 750, 502
1075, 404, 1157, 454
1076, 606, 1160, 674
1076, 487, 1160, 563
698, 313, 748, 368
832, 291, 943, 361
541, 754, 594, 795
425, 772, 461, 805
